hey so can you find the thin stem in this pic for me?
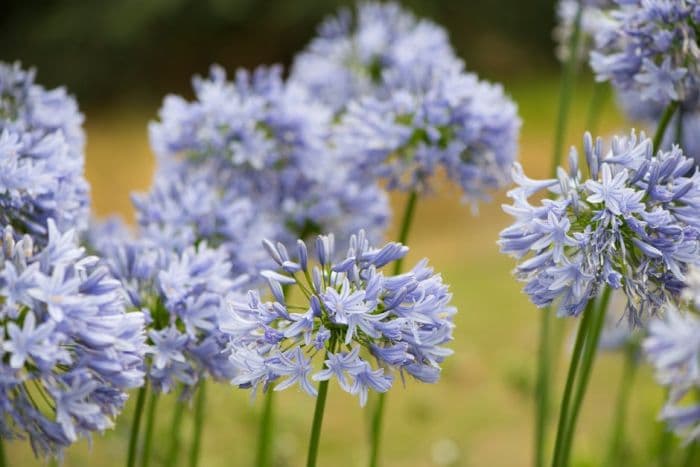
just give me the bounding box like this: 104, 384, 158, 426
550, 298, 596, 467
657, 388, 675, 467
141, 390, 159, 467
559, 286, 613, 467
550, 0, 584, 179
306, 334, 338, 467
534, 306, 552, 467
392, 191, 419, 275
368, 191, 418, 467
0, 437, 6, 467
603, 347, 638, 467
127, 385, 148, 467
537, 7, 584, 466
585, 83, 609, 137
165, 397, 186, 467
652, 101, 680, 152
255, 389, 276, 467
189, 380, 206, 467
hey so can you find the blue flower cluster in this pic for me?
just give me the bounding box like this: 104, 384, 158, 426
289, 2, 458, 113
91, 219, 245, 395
499, 131, 700, 322
644, 283, 700, 441
222, 230, 455, 406
139, 65, 389, 278
0, 220, 146, 457
590, 0, 700, 108
0, 62, 90, 239
334, 69, 521, 202
554, 0, 616, 64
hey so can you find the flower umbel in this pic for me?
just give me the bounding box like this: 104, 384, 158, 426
223, 230, 456, 406
0, 220, 147, 458
500, 131, 700, 322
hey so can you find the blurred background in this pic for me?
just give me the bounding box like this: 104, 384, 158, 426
1, 1, 672, 466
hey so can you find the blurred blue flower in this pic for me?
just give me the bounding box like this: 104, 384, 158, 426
0, 62, 90, 239
222, 230, 456, 405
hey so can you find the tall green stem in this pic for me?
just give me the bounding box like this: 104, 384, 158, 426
558, 286, 612, 467
141, 390, 159, 467
127, 384, 148, 467
585, 83, 609, 137
0, 437, 6, 467
255, 390, 276, 467
652, 101, 680, 152
603, 347, 638, 467
165, 397, 186, 467
550, 298, 596, 467
306, 334, 338, 467
189, 380, 206, 467
536, 6, 584, 467
368, 191, 418, 467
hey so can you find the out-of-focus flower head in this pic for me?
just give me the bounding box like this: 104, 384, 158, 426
90, 218, 246, 395
139, 65, 389, 279
554, 0, 617, 64
289, 1, 459, 113
334, 67, 521, 204
500, 131, 700, 322
0, 62, 90, 239
645, 272, 700, 442
0, 221, 147, 458
590, 1, 700, 108
222, 230, 456, 406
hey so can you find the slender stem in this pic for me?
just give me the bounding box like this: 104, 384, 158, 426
652, 101, 680, 152
603, 347, 638, 467
306, 334, 338, 467
536, 7, 584, 466
392, 191, 418, 275
189, 380, 207, 467
585, 83, 609, 137
141, 390, 159, 467
550, 0, 584, 178
367, 191, 418, 467
534, 306, 552, 467
657, 387, 675, 467
255, 390, 276, 467
683, 440, 699, 467
550, 298, 596, 467
165, 396, 186, 467
0, 437, 6, 467
559, 286, 613, 467
127, 385, 148, 467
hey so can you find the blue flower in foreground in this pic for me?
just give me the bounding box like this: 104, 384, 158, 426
91, 219, 246, 395
500, 131, 700, 322
334, 67, 521, 203
289, 1, 459, 113
222, 230, 455, 405
590, 0, 700, 108
140, 65, 389, 278
0, 62, 90, 239
0, 220, 147, 458
644, 279, 700, 442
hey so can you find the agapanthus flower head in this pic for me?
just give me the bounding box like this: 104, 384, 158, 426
590, 0, 700, 108
222, 230, 456, 406
0, 220, 147, 457
500, 130, 700, 322
289, 1, 459, 112
91, 218, 247, 395
644, 299, 700, 442
553, 0, 617, 64
141, 64, 389, 278
0, 62, 90, 239
334, 67, 521, 203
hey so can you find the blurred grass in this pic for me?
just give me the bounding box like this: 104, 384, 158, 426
7, 75, 676, 466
